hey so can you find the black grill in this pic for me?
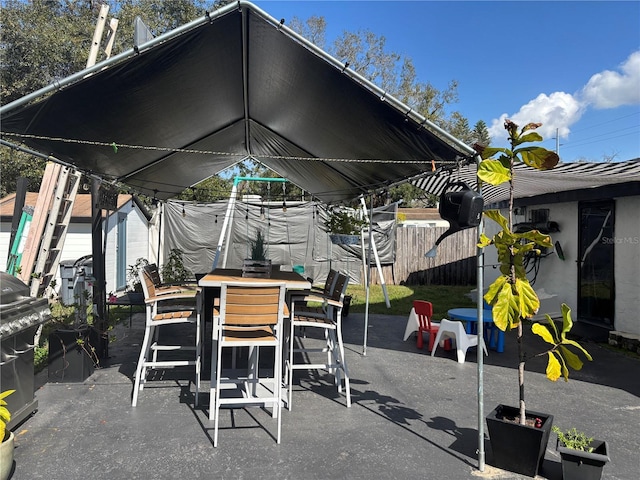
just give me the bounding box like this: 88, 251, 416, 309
1, 272, 51, 429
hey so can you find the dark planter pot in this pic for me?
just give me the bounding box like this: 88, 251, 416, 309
48, 326, 101, 383
242, 259, 272, 278
329, 234, 359, 245
557, 438, 610, 480
486, 404, 554, 478
342, 295, 352, 318
126, 292, 144, 303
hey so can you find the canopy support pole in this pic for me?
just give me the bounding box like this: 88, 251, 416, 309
359, 196, 390, 355
475, 155, 486, 472
216, 182, 238, 270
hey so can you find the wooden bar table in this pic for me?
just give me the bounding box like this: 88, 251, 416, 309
198, 269, 311, 418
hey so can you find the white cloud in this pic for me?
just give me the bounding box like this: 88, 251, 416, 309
488, 50, 640, 144
488, 92, 584, 143
580, 51, 640, 109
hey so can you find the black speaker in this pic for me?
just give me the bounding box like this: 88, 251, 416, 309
438, 182, 484, 228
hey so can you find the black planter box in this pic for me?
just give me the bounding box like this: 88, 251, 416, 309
557, 438, 610, 480
486, 404, 554, 477
48, 326, 101, 383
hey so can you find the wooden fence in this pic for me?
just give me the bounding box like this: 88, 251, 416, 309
368, 226, 478, 286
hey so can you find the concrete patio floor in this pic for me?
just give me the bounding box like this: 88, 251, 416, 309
8, 311, 640, 479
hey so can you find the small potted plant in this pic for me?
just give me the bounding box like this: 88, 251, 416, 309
552, 426, 610, 480
1, 389, 15, 480
126, 257, 149, 302
477, 120, 592, 477
242, 229, 271, 278
326, 207, 367, 245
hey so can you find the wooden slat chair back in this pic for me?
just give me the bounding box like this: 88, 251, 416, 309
221, 286, 283, 327
211, 282, 287, 447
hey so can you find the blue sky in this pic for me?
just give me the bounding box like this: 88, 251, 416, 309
253, 1, 640, 163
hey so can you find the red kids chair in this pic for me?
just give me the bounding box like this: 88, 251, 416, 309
414, 300, 449, 352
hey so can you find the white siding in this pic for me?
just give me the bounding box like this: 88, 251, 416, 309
0, 200, 150, 298
614, 196, 640, 334
483, 195, 640, 335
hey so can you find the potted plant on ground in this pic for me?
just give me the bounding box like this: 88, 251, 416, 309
326, 207, 367, 245
242, 229, 272, 278
476, 120, 592, 477
552, 426, 610, 480
1, 390, 15, 480
47, 292, 102, 383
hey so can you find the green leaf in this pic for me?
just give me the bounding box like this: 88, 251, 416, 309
561, 339, 593, 362
477, 159, 511, 185
484, 276, 507, 306
517, 147, 560, 170
479, 146, 511, 160
492, 281, 520, 330
545, 352, 563, 382
483, 210, 509, 231
545, 313, 560, 339
517, 132, 543, 144
477, 233, 493, 248
559, 345, 585, 371
518, 230, 553, 248
514, 277, 539, 318
560, 303, 573, 339
532, 322, 555, 345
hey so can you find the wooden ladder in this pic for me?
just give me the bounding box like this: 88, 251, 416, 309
20, 162, 82, 298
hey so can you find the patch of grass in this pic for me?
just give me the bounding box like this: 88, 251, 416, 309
346, 284, 476, 320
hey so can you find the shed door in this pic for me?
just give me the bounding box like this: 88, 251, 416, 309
577, 201, 615, 328
116, 213, 127, 290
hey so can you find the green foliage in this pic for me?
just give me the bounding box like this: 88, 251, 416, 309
0, 149, 47, 198
326, 208, 367, 235
176, 175, 232, 202
1, 389, 15, 442
127, 257, 149, 292
477, 120, 589, 422
532, 304, 593, 382
552, 426, 595, 452
250, 230, 268, 261
161, 248, 191, 283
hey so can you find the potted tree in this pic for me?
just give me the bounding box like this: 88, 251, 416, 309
326, 207, 367, 245
477, 120, 592, 477
1, 390, 15, 480
553, 426, 610, 480
242, 229, 272, 278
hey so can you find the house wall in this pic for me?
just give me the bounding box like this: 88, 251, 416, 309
614, 196, 640, 334
0, 220, 92, 277
1, 200, 150, 297
483, 195, 640, 336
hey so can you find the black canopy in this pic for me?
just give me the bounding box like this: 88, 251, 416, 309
0, 1, 473, 203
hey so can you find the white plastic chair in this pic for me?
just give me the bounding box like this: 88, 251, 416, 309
430, 318, 488, 364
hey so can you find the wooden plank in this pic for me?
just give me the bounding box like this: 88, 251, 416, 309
18, 162, 61, 283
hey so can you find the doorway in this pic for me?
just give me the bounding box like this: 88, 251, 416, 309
577, 200, 615, 328
116, 213, 127, 290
